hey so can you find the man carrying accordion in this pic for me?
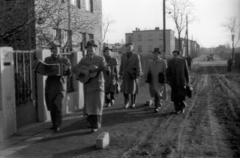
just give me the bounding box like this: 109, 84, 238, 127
44, 42, 72, 132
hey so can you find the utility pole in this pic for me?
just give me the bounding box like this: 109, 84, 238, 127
186, 15, 189, 57
232, 34, 235, 64
163, 0, 166, 58
67, 0, 72, 51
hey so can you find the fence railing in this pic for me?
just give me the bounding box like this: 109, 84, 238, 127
13, 50, 36, 106
61, 52, 74, 93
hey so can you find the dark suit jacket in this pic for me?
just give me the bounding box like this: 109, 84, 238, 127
166, 57, 189, 87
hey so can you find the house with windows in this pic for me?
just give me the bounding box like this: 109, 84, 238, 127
0, 0, 102, 52
125, 27, 175, 57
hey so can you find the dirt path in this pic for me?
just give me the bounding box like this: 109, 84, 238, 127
9, 58, 240, 158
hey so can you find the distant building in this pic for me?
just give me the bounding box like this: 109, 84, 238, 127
125, 27, 175, 57
175, 38, 200, 58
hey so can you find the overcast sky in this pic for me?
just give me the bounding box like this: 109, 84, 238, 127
102, 0, 240, 48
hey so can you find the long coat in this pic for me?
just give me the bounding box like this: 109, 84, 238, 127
145, 58, 167, 100
119, 52, 142, 94
166, 57, 189, 101
103, 56, 118, 93
72, 55, 107, 116
44, 55, 72, 111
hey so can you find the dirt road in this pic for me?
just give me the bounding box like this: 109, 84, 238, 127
10, 56, 240, 158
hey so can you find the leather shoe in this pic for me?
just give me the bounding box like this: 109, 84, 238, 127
107, 103, 111, 107
49, 126, 55, 130
111, 100, 115, 106
124, 102, 130, 108
131, 104, 136, 108
181, 108, 185, 114
91, 128, 98, 132
54, 127, 60, 132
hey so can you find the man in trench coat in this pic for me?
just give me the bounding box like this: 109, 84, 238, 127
72, 40, 110, 132
145, 48, 167, 113
166, 50, 189, 114
45, 42, 72, 132
103, 46, 119, 107
119, 42, 142, 108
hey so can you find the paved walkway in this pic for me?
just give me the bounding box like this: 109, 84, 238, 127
0, 111, 83, 158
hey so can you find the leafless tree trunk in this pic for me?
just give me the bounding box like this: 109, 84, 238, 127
221, 17, 240, 63
166, 0, 196, 55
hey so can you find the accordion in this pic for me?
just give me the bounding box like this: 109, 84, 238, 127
32, 59, 65, 76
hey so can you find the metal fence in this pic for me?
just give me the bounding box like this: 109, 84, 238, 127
13, 50, 36, 106
62, 52, 74, 93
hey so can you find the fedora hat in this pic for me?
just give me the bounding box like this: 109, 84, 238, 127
49, 42, 60, 49
85, 40, 98, 48
153, 48, 161, 54
103, 46, 112, 52
125, 42, 134, 47
172, 50, 180, 55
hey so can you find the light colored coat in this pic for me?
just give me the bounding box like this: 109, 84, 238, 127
73, 55, 107, 115
119, 52, 142, 94
145, 58, 167, 100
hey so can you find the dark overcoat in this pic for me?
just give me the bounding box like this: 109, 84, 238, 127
103, 56, 118, 93
72, 55, 107, 115
44, 55, 72, 111
166, 57, 189, 101
119, 52, 142, 94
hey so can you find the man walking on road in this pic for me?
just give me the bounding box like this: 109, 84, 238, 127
186, 55, 192, 71
45, 42, 72, 132
73, 40, 110, 132
119, 42, 142, 108
103, 46, 119, 107
227, 57, 233, 72
166, 50, 190, 114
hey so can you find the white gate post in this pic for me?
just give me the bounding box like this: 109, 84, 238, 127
0, 47, 16, 140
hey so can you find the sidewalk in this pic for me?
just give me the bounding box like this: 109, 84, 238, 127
0, 110, 83, 158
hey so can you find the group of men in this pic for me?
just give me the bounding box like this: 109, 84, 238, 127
44, 40, 190, 133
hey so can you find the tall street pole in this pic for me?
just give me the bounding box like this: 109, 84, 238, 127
163, 0, 166, 58
68, 0, 72, 51
186, 15, 189, 57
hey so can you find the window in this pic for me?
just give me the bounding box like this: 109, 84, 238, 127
76, 0, 81, 8
138, 45, 142, 52
148, 34, 152, 41
85, 0, 93, 12
128, 37, 131, 43
159, 33, 163, 40
148, 45, 152, 52
88, 34, 94, 40
55, 29, 68, 46
137, 34, 142, 41
159, 45, 163, 51
70, 0, 76, 5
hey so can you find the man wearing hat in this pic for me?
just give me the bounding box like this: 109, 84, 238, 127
144, 48, 167, 113
44, 42, 72, 132
119, 42, 142, 108
73, 40, 110, 132
103, 46, 119, 107
166, 50, 190, 114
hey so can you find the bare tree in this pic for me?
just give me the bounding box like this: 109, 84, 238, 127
166, 0, 196, 53
0, 0, 100, 50
221, 17, 240, 62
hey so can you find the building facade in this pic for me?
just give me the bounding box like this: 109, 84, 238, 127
125, 27, 175, 57
0, 0, 102, 53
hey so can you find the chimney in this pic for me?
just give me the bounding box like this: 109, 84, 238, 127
155, 27, 159, 30
136, 27, 138, 31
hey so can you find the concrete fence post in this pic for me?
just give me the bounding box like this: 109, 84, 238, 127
0, 47, 16, 140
